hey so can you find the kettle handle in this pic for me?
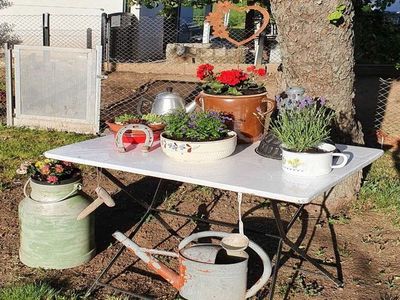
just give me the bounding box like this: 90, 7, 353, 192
178, 231, 272, 298
136, 98, 153, 115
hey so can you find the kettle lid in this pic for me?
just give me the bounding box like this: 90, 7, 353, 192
155, 87, 183, 101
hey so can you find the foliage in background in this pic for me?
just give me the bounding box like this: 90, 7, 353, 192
0, 0, 20, 45
358, 152, 400, 225
0, 125, 91, 188
353, 0, 400, 64
328, 4, 347, 25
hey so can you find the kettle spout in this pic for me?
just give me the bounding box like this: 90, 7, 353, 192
185, 100, 197, 113
113, 231, 183, 290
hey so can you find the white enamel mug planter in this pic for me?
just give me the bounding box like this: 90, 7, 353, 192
281, 143, 348, 177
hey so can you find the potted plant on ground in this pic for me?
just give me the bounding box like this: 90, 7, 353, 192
195, 64, 276, 144
106, 113, 165, 143
270, 99, 349, 176
160, 110, 237, 162
18, 159, 95, 269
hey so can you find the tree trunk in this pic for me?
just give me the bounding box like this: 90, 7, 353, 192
270, 0, 364, 211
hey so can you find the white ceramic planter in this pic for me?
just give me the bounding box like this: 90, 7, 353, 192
160, 131, 237, 162
281, 143, 348, 177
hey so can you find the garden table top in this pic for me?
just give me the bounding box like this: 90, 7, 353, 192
45, 135, 383, 204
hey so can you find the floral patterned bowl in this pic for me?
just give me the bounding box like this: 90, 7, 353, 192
160, 131, 237, 162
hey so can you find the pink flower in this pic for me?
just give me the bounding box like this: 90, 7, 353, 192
47, 175, 58, 184
55, 164, 64, 173
40, 165, 50, 175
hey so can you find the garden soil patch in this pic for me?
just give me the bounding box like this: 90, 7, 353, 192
1, 169, 400, 299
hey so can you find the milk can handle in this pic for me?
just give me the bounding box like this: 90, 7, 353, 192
178, 231, 272, 298
23, 178, 82, 203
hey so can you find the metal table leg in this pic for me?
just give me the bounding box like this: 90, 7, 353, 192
270, 200, 343, 287
85, 169, 164, 298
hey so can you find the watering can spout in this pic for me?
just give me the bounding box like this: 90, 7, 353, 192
185, 100, 197, 113
112, 231, 183, 289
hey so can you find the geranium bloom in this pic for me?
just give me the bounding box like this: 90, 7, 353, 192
256, 68, 266, 76
216, 70, 247, 86
196, 64, 214, 80
247, 65, 256, 72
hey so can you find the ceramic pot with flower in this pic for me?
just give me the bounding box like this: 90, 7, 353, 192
271, 96, 349, 177
195, 64, 275, 144
160, 110, 237, 162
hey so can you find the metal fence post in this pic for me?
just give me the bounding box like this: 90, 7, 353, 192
87, 28, 93, 49
42, 13, 50, 46
101, 13, 108, 62
4, 43, 14, 126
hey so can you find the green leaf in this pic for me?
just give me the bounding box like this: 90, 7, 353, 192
328, 10, 343, 21
337, 4, 346, 12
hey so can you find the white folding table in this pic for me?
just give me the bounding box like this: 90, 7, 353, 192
45, 135, 383, 299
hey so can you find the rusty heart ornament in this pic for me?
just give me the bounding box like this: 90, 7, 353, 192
206, 1, 270, 47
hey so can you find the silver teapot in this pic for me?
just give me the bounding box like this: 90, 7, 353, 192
137, 87, 197, 115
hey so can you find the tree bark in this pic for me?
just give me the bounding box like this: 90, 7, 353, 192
270, 0, 364, 211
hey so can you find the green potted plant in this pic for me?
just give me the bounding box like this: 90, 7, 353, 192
106, 113, 165, 143
195, 64, 275, 144
160, 110, 237, 162
271, 99, 349, 176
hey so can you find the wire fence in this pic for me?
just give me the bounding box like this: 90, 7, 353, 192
1, 11, 280, 131
0, 14, 102, 48
374, 77, 400, 149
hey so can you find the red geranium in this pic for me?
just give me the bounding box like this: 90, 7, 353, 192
256, 68, 266, 76
196, 64, 214, 80
216, 70, 248, 86
196, 63, 267, 96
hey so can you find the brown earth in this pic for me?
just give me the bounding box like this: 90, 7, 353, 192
1, 168, 400, 300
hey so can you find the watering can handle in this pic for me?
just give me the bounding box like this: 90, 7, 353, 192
23, 178, 82, 203
178, 231, 272, 299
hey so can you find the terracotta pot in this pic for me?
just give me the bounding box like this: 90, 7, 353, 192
106, 121, 164, 143
196, 92, 275, 143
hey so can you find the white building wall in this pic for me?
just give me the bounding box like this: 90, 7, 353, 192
0, 0, 124, 16
0, 0, 124, 48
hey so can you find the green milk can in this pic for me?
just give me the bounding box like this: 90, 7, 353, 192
19, 177, 96, 269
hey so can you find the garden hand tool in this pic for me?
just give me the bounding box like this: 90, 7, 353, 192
77, 186, 115, 220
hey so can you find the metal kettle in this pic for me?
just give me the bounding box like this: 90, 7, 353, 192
137, 87, 197, 115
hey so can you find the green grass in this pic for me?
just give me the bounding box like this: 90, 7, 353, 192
0, 281, 129, 300
0, 282, 77, 300
0, 124, 92, 187
358, 152, 400, 224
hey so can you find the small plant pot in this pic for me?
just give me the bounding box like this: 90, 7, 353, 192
160, 131, 237, 162
106, 121, 163, 144
281, 143, 349, 177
